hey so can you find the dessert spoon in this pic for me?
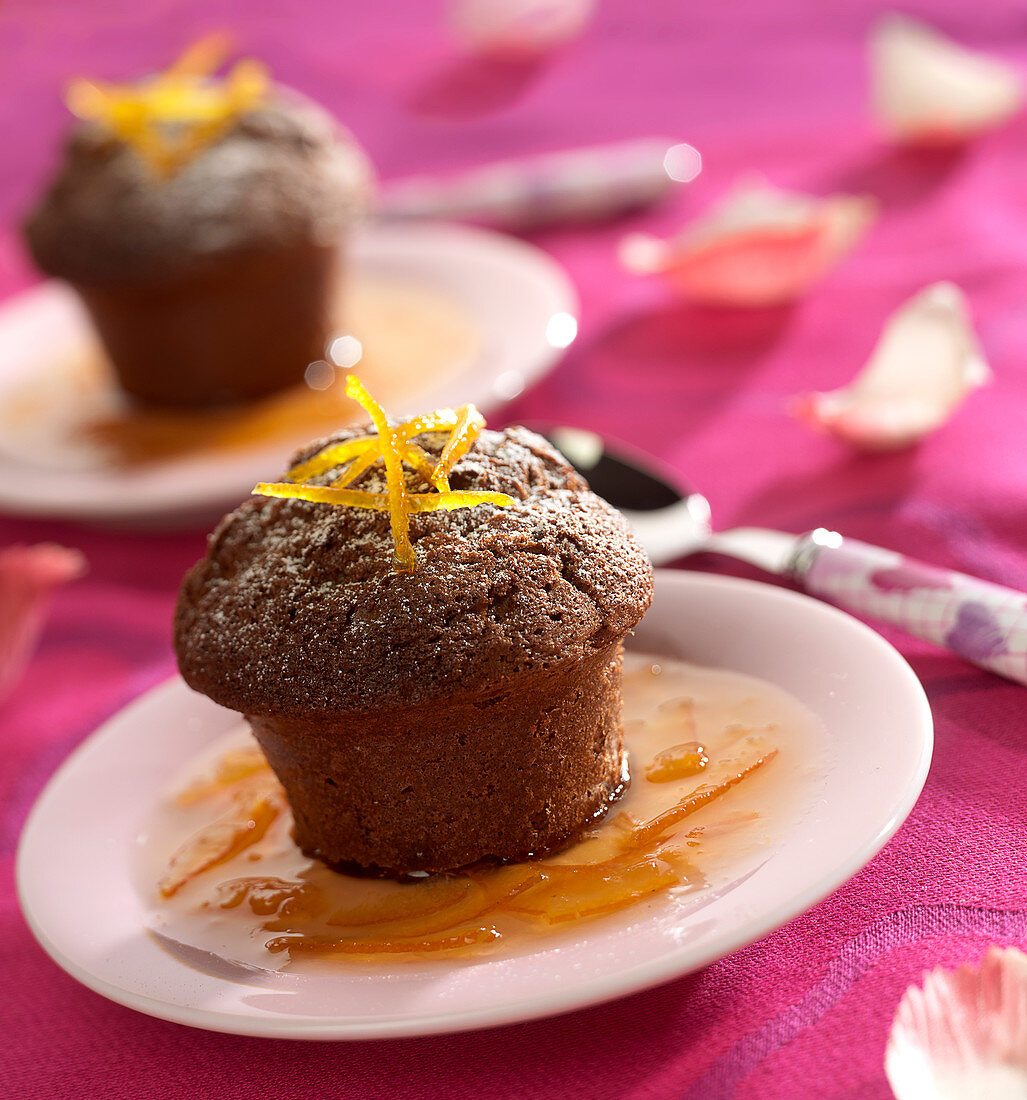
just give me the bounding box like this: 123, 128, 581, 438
542, 427, 1027, 686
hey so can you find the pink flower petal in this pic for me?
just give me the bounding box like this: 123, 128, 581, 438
619, 181, 875, 307
886, 947, 1027, 1100
871, 15, 1023, 145
0, 544, 86, 701
794, 283, 990, 451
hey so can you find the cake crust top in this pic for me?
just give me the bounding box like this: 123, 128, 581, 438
174, 426, 654, 716
24, 87, 372, 284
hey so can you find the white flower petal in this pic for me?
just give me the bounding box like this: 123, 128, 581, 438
871, 14, 1023, 144
886, 947, 1027, 1100
449, 0, 595, 54
618, 179, 875, 307
795, 282, 991, 451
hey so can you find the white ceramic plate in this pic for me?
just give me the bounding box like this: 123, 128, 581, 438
17, 571, 932, 1039
0, 222, 577, 522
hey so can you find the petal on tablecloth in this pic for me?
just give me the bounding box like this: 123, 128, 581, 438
449, 0, 595, 55
886, 946, 1027, 1100
870, 14, 1023, 145
793, 282, 991, 451
619, 178, 876, 307
0, 544, 86, 702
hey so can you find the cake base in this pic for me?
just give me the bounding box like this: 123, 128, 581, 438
75, 242, 340, 409
247, 644, 629, 878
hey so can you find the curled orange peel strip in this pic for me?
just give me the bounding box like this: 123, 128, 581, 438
292, 437, 439, 488
252, 375, 514, 571
345, 375, 416, 571
398, 409, 462, 437
254, 483, 514, 513
431, 404, 485, 485
399, 441, 445, 487
330, 446, 380, 490
288, 437, 376, 483
65, 37, 268, 177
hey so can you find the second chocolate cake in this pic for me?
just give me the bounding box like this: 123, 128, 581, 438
175, 396, 653, 877
24, 51, 372, 408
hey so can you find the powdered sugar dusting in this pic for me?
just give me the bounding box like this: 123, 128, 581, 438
176, 426, 654, 714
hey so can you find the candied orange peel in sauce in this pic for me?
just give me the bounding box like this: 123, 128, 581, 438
66, 34, 268, 177
158, 789, 280, 899
151, 655, 819, 964
171, 741, 777, 962
252, 375, 515, 573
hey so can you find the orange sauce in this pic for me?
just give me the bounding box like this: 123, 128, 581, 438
141, 654, 824, 970
0, 277, 477, 469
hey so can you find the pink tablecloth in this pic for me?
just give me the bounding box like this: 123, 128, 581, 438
3, 2, 1027, 1097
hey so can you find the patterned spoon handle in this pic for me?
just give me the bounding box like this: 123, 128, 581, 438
791, 530, 1027, 685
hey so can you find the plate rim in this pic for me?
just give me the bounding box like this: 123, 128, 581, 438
16, 571, 933, 1040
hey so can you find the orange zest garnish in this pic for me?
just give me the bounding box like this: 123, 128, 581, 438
66, 34, 268, 177
431, 404, 485, 489
329, 444, 380, 490
165, 32, 234, 78
397, 409, 462, 438
347, 375, 416, 571
252, 482, 514, 514
252, 375, 515, 572
291, 436, 445, 492
286, 436, 375, 484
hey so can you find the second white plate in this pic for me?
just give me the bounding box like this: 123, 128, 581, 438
0, 222, 577, 522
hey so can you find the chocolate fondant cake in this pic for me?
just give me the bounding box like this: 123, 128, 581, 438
174, 414, 653, 877
24, 66, 372, 408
